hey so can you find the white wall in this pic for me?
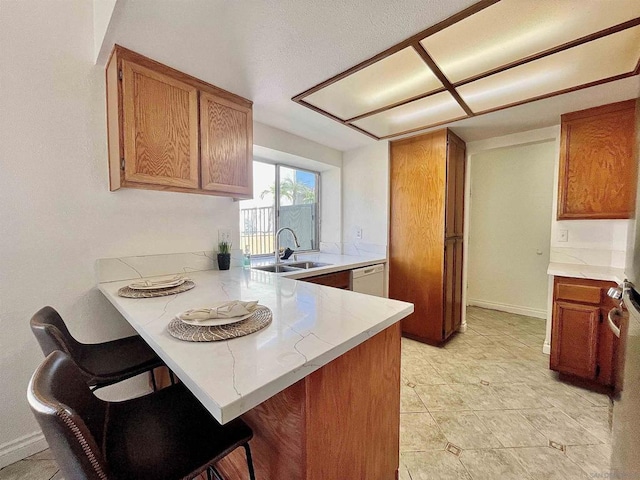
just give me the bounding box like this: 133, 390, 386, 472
0, 0, 342, 466
342, 141, 390, 252
466, 141, 556, 318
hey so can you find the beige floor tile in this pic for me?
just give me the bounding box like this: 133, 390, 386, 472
564, 407, 612, 443
401, 451, 472, 480
565, 444, 612, 478
475, 410, 549, 447
402, 358, 448, 385
532, 383, 601, 411
431, 411, 503, 449
0, 460, 59, 480
448, 383, 505, 411
520, 408, 603, 446
510, 446, 589, 480
490, 383, 555, 409
459, 448, 533, 480
565, 383, 612, 408
414, 384, 470, 412
398, 460, 412, 480
26, 450, 55, 462
400, 412, 448, 452
401, 385, 428, 413
515, 333, 547, 348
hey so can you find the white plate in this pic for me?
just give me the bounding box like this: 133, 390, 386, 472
178, 312, 254, 327
128, 276, 186, 291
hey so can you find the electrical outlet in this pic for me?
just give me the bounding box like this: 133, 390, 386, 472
355, 227, 363, 240
558, 229, 568, 242
218, 228, 232, 245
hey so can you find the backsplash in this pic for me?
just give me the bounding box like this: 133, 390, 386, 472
549, 247, 626, 268
320, 242, 387, 256
96, 250, 243, 283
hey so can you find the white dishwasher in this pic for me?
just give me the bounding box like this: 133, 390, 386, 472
351, 264, 385, 297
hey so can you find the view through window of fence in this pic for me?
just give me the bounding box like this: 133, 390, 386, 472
239, 162, 319, 256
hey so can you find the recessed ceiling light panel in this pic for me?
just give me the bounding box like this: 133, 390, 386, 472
351, 91, 467, 138
457, 26, 640, 113
421, 0, 640, 84
303, 47, 443, 120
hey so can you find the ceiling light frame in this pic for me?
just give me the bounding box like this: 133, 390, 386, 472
292, 0, 640, 140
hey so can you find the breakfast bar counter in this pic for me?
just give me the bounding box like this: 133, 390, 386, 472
99, 265, 413, 479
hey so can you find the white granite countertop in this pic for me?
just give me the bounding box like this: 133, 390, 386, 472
547, 262, 625, 283
99, 265, 413, 424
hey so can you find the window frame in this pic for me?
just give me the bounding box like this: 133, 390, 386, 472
242, 160, 321, 258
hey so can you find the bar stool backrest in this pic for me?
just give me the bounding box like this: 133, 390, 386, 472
27, 351, 110, 480
30, 306, 83, 359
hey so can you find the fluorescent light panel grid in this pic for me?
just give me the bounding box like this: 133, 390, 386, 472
422, 0, 640, 84
352, 91, 467, 138
303, 47, 443, 120
457, 26, 640, 113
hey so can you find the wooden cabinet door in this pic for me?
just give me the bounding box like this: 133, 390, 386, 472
453, 237, 464, 332
443, 238, 456, 338
200, 92, 252, 197
550, 301, 600, 379
557, 100, 637, 219
445, 133, 466, 237
121, 59, 199, 188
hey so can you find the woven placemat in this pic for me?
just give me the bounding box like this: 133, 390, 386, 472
167, 306, 272, 342
118, 280, 195, 298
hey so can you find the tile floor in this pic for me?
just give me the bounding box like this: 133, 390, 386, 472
399, 306, 612, 480
1, 306, 612, 480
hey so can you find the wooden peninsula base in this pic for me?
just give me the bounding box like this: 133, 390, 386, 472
216, 323, 401, 480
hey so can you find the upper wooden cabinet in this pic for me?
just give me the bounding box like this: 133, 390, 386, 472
200, 92, 252, 195
106, 46, 253, 198
557, 99, 637, 220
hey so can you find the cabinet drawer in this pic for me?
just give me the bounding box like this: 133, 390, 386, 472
301, 271, 351, 289
555, 282, 601, 304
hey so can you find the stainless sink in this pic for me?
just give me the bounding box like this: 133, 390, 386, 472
252, 264, 303, 273
287, 261, 332, 269
252, 261, 332, 273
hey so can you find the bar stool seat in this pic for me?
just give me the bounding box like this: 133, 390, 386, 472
30, 306, 164, 389
28, 351, 256, 480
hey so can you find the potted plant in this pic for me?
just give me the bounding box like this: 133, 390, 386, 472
217, 241, 232, 270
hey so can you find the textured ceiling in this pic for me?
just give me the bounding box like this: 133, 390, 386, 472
108, 0, 640, 151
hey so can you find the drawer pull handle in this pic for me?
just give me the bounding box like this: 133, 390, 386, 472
607, 307, 622, 338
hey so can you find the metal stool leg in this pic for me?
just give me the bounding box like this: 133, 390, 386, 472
244, 443, 256, 480
150, 369, 157, 392
209, 465, 225, 480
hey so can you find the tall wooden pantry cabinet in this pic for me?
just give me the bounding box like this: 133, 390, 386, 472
389, 129, 466, 344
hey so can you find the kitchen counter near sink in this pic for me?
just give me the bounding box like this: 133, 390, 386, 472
249, 251, 387, 279
97, 253, 412, 479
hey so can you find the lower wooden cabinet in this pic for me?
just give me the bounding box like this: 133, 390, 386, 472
550, 276, 619, 387
300, 270, 351, 290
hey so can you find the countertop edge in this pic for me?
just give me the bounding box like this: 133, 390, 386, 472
547, 262, 625, 284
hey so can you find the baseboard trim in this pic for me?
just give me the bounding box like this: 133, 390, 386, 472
0, 431, 47, 468
542, 341, 551, 355
467, 299, 547, 320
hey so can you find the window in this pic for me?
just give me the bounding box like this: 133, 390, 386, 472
240, 161, 320, 256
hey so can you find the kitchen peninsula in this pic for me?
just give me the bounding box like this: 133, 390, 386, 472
98, 259, 413, 480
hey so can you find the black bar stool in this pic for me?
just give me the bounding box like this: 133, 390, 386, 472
28, 351, 256, 480
30, 306, 166, 390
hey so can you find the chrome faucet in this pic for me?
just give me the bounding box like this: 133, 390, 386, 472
275, 227, 300, 265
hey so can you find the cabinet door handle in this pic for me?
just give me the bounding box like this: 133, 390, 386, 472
607, 307, 622, 338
